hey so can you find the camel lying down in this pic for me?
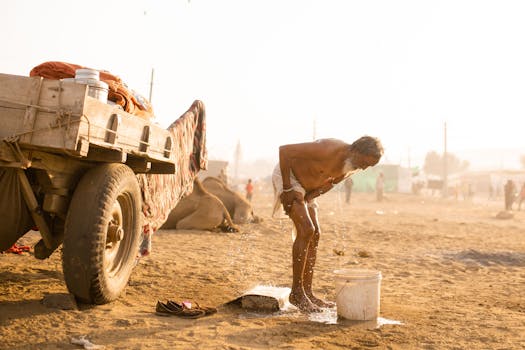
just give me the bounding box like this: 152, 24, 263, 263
202, 177, 262, 224
160, 179, 239, 232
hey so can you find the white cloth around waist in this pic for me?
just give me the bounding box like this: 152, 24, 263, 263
271, 164, 318, 217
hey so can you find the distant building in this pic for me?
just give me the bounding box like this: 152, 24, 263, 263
350, 164, 413, 193
197, 160, 229, 183
457, 170, 525, 198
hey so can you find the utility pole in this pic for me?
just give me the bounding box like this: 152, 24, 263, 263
148, 68, 154, 103
442, 122, 448, 198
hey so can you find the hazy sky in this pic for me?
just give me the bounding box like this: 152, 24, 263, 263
2, 0, 525, 169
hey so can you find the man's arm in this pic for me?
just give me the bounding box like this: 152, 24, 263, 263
331, 174, 348, 185
304, 177, 335, 202
278, 140, 344, 213
278, 145, 303, 214
304, 171, 355, 201
278, 145, 293, 191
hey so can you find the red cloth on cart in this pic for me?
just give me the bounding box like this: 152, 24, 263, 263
29, 61, 154, 119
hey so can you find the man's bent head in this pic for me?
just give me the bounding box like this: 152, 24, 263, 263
349, 136, 384, 169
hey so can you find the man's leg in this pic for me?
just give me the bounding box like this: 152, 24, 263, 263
288, 200, 320, 312
302, 205, 335, 308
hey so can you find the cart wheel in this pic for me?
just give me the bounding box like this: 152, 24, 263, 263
62, 163, 142, 304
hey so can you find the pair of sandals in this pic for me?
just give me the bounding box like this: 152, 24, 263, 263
155, 300, 217, 319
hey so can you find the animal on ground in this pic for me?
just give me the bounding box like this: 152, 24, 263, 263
160, 178, 239, 232
201, 177, 261, 224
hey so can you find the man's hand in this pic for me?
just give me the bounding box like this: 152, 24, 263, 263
305, 177, 334, 202
280, 190, 303, 215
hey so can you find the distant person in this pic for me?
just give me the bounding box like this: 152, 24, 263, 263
504, 179, 516, 211
245, 178, 254, 202
468, 183, 474, 200
453, 183, 460, 201
344, 177, 354, 204
272, 136, 383, 312
517, 183, 525, 210
461, 182, 473, 201
376, 172, 384, 202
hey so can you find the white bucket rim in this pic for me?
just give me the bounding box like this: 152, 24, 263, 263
74, 78, 108, 88
61, 78, 108, 90
334, 268, 382, 281
75, 68, 100, 78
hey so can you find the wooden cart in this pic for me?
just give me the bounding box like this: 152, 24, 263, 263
0, 73, 179, 304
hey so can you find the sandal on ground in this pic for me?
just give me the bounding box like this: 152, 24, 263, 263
155, 300, 214, 319
192, 301, 218, 316
155, 301, 177, 316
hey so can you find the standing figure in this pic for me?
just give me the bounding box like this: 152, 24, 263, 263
344, 177, 354, 204
376, 172, 384, 202
504, 179, 516, 211
245, 178, 254, 202
272, 136, 383, 312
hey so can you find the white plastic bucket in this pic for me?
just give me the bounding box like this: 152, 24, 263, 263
334, 269, 382, 320
75, 68, 100, 80
62, 73, 109, 103
75, 78, 109, 103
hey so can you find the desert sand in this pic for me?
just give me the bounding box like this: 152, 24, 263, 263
1, 186, 524, 350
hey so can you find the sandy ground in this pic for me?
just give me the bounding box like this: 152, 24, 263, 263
1, 187, 524, 350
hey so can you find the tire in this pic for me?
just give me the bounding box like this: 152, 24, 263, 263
62, 163, 142, 304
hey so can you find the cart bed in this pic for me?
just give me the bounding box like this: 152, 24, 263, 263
0, 73, 174, 173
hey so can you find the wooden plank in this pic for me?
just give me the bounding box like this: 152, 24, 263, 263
81, 98, 146, 149
0, 74, 86, 115
126, 157, 151, 173
128, 149, 175, 165
0, 73, 38, 107
0, 74, 86, 148
38, 79, 86, 114
29, 150, 92, 175
82, 97, 174, 162
0, 106, 82, 150
20, 76, 44, 144
86, 146, 127, 163
1, 73, 177, 167
16, 110, 81, 151
0, 106, 27, 139
149, 162, 175, 174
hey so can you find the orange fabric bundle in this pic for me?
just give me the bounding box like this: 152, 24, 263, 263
1, 243, 31, 255
29, 61, 153, 119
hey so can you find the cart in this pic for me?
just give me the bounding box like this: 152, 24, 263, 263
0, 73, 198, 304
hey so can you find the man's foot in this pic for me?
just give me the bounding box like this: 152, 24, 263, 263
307, 294, 335, 308
289, 293, 322, 313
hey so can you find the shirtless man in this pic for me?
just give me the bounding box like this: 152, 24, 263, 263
272, 136, 383, 312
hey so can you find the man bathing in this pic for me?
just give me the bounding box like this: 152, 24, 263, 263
273, 136, 383, 312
